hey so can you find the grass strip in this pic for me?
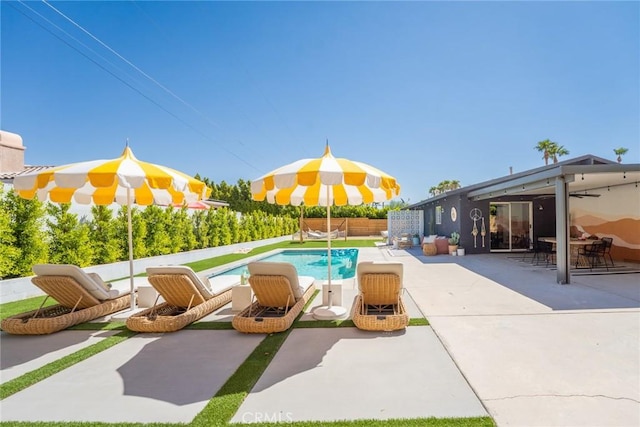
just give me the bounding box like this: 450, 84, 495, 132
191, 331, 292, 426
185, 321, 235, 330
0, 329, 136, 400
295, 319, 356, 328
68, 322, 127, 331
0, 295, 57, 321
227, 416, 495, 427
192, 290, 322, 426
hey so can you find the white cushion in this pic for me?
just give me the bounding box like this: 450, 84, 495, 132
207, 274, 242, 295
146, 266, 216, 298
356, 262, 404, 291
423, 235, 437, 244
32, 264, 111, 301
248, 262, 310, 300
88, 273, 111, 291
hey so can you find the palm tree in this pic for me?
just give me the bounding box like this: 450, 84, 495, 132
448, 180, 461, 190
550, 144, 569, 163
613, 147, 629, 163
535, 139, 555, 165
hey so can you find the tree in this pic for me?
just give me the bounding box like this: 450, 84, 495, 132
3, 190, 48, 277
535, 139, 555, 165
141, 205, 172, 256
169, 207, 197, 252
0, 185, 19, 278
46, 203, 94, 266
549, 144, 569, 163
427, 180, 461, 197
535, 139, 569, 164
613, 147, 629, 163
116, 206, 147, 260
89, 205, 122, 264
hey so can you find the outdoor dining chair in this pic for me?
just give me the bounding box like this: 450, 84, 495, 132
600, 237, 615, 268
576, 241, 608, 271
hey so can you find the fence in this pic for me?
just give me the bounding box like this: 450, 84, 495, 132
300, 218, 387, 237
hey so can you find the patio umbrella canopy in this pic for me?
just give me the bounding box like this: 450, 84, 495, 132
12, 145, 211, 310
251, 143, 400, 319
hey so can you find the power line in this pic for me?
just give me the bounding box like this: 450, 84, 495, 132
10, 1, 263, 172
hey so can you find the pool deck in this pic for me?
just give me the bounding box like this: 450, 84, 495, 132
1, 246, 639, 426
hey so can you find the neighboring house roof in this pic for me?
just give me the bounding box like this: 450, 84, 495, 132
409, 154, 639, 208
1, 165, 54, 184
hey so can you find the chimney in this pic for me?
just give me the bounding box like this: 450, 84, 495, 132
0, 130, 26, 173
509, 166, 513, 175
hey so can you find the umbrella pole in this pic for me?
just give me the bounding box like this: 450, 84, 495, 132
300, 206, 304, 244
311, 185, 346, 320
327, 199, 332, 308
127, 189, 135, 311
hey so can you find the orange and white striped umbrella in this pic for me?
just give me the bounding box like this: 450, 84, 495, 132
12, 146, 210, 310
250, 143, 400, 320
251, 144, 400, 206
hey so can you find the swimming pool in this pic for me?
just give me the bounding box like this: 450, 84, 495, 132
213, 249, 359, 280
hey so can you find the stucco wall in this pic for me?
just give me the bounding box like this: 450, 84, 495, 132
570, 183, 640, 262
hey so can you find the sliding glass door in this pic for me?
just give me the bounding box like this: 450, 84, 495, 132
490, 202, 532, 251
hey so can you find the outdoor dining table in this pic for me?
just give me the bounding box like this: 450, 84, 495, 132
538, 237, 602, 267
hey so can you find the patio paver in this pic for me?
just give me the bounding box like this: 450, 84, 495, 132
231, 326, 488, 423
0, 330, 264, 423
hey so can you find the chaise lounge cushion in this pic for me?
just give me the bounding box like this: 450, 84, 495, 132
32, 264, 116, 301
146, 266, 228, 298
357, 261, 404, 290
247, 262, 314, 299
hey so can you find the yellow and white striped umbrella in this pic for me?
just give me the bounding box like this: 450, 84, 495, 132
251, 144, 400, 206
250, 143, 400, 320
13, 146, 210, 206
13, 146, 211, 310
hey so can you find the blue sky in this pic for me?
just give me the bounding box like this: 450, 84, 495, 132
2, 1, 638, 205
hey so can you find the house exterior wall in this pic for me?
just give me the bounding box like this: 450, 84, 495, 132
0, 130, 25, 173
416, 195, 557, 255
570, 183, 640, 262
416, 196, 489, 254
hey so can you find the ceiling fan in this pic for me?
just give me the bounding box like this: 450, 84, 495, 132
534, 193, 601, 200
570, 192, 601, 198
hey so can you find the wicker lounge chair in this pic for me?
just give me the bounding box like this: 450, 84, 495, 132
126, 266, 233, 333
1, 264, 132, 335
232, 262, 315, 334
351, 261, 409, 331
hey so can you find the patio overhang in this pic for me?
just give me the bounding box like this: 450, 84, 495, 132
467, 163, 640, 285
468, 164, 640, 201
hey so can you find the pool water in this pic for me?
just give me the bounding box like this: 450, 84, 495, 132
214, 249, 359, 280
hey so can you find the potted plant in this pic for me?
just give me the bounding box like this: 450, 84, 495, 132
412, 233, 420, 246
448, 232, 460, 255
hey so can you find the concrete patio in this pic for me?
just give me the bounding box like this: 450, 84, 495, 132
1, 246, 638, 426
